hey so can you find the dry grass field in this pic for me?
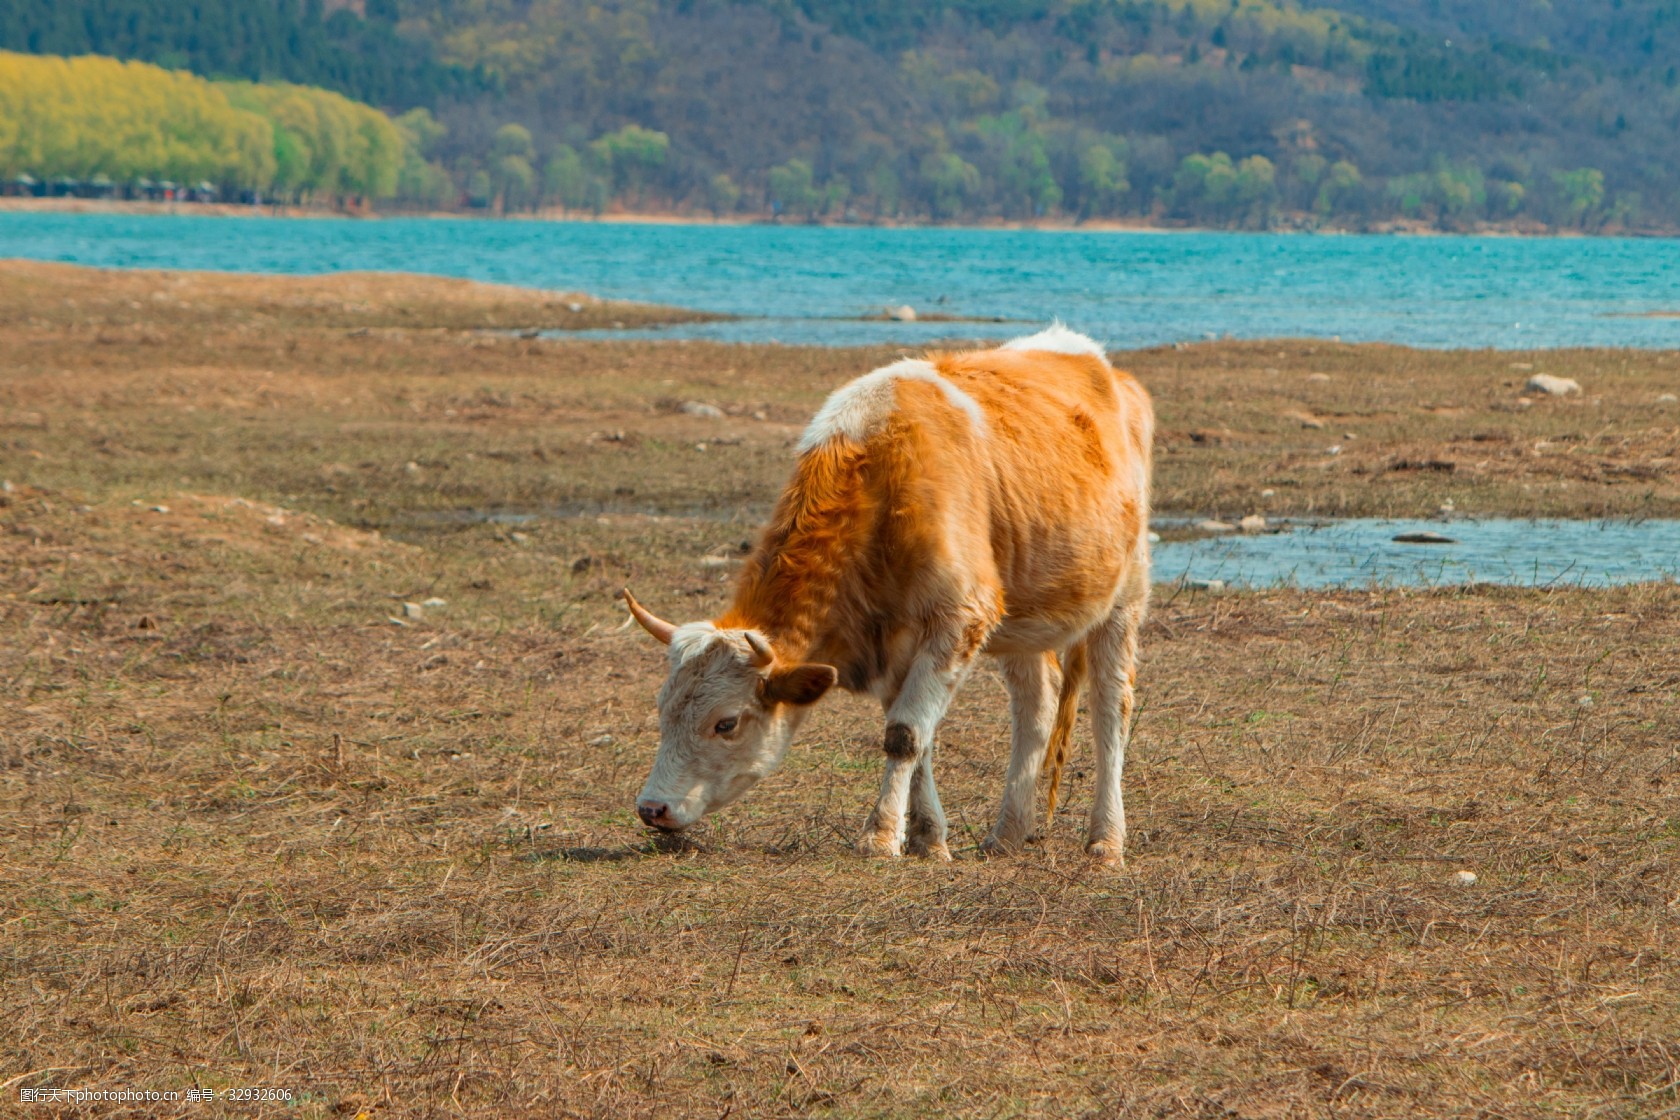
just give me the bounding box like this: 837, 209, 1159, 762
2, 262, 1678, 1118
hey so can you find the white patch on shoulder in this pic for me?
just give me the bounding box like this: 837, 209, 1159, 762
797, 358, 986, 452
1002, 320, 1108, 361
669, 621, 720, 664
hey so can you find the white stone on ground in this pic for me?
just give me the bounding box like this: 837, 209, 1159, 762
1525, 373, 1581, 396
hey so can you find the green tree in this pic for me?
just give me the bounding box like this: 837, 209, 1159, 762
920, 151, 980, 219
588, 125, 668, 206
1171, 152, 1240, 222
0, 52, 279, 190
394, 107, 452, 208
767, 158, 820, 219
1233, 155, 1277, 227
395, 108, 446, 154
1431, 162, 1486, 227
1551, 167, 1605, 228
1314, 159, 1361, 218
490, 123, 536, 212
976, 110, 1061, 217
543, 145, 599, 212
705, 172, 740, 217
1289, 153, 1327, 211
1076, 141, 1129, 218
223, 79, 403, 201
1490, 179, 1525, 216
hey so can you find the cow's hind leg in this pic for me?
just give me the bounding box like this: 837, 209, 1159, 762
1085, 576, 1147, 867
981, 651, 1056, 855
858, 622, 983, 859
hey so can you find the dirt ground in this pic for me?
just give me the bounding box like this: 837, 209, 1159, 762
2, 263, 1678, 1118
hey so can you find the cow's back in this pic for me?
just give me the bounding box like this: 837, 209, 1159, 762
848, 340, 1153, 649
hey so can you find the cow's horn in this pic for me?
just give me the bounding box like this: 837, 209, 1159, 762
617, 588, 676, 644
744, 630, 775, 668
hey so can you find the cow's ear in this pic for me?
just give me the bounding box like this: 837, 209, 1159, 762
760, 663, 838, 707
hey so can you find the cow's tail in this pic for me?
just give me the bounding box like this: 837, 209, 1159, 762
1043, 641, 1088, 826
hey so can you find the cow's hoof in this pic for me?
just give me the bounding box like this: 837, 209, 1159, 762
1085, 839, 1126, 868
980, 830, 1037, 857
908, 839, 952, 862
854, 833, 902, 859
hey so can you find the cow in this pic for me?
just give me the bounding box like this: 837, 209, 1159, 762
620, 324, 1153, 865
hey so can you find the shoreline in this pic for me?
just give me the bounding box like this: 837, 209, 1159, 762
4, 258, 1675, 352
3, 194, 1670, 239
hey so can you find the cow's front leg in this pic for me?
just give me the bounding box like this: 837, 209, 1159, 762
858, 648, 973, 859
857, 717, 938, 859
904, 748, 951, 861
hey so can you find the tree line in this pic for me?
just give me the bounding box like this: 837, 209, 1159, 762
422, 97, 1618, 233
0, 51, 405, 202
376, 0, 1665, 231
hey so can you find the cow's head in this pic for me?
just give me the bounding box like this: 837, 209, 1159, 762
620, 589, 836, 831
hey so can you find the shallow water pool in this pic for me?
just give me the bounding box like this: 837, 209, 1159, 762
1153, 518, 1680, 588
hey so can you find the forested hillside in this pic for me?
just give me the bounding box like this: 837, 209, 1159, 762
4, 0, 1678, 231
0, 0, 487, 108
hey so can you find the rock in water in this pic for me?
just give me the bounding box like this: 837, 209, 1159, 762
1525, 373, 1581, 396
1393, 530, 1457, 544
1195, 519, 1236, 533
886, 304, 918, 322
1238, 514, 1267, 533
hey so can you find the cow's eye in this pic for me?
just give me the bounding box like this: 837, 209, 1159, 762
713, 717, 738, 736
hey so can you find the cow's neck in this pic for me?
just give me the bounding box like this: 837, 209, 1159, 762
717, 441, 872, 663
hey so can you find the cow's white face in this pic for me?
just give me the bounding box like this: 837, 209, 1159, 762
634, 622, 836, 831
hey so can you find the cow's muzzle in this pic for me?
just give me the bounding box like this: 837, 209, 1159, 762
637, 800, 682, 831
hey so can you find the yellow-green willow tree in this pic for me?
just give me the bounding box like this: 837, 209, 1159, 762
0, 51, 404, 198
0, 51, 273, 186
221, 80, 403, 201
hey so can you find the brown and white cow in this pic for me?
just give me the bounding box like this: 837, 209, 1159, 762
620, 324, 1152, 864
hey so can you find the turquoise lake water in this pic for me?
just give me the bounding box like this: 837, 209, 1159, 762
3, 212, 1678, 349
